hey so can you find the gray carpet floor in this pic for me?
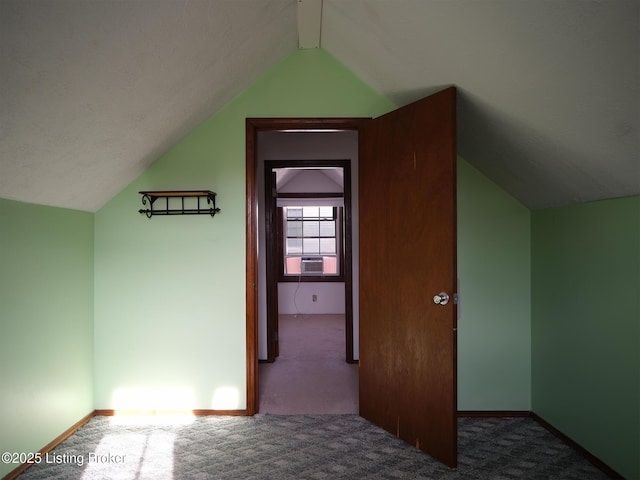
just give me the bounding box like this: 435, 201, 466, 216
16, 414, 610, 479
259, 314, 358, 414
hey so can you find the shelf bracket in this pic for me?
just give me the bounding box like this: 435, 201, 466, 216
138, 190, 220, 218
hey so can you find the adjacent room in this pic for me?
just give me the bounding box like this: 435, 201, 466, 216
1, 1, 638, 479
256, 131, 359, 414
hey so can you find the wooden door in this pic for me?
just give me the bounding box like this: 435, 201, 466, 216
359, 87, 458, 467
264, 168, 279, 362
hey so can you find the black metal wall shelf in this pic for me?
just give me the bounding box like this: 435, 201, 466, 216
138, 190, 220, 218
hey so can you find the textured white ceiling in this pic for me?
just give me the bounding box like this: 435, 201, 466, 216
1, 0, 638, 211
0, 0, 296, 211
322, 0, 639, 208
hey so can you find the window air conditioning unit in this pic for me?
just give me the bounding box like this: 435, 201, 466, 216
301, 257, 323, 273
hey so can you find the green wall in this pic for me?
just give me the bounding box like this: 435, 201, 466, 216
93, 49, 394, 411
94, 48, 533, 413
0, 199, 94, 479
457, 159, 531, 410
1, 43, 634, 479
532, 195, 640, 479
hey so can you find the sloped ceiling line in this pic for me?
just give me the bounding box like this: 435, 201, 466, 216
1, 0, 637, 211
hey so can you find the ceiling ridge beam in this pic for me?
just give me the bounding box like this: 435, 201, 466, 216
297, 0, 323, 49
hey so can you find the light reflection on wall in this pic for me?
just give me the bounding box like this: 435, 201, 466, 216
211, 386, 240, 409
111, 386, 196, 417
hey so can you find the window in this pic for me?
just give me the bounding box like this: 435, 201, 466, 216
282, 206, 342, 279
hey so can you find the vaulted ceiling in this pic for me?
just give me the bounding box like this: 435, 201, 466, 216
1, 0, 637, 211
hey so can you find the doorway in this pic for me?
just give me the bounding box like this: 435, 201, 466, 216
260, 157, 357, 413
246, 87, 458, 467
263, 158, 353, 363
245, 118, 364, 414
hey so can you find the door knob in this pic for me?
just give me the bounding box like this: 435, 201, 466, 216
433, 292, 450, 305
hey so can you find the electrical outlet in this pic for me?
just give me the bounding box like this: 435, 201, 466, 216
312, 294, 317, 302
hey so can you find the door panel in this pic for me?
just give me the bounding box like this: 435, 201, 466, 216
359, 87, 457, 466
264, 169, 279, 362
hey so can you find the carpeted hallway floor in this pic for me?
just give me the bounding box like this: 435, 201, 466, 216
258, 314, 358, 414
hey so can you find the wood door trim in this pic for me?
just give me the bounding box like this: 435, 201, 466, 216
245, 119, 259, 415
267, 159, 349, 285
245, 118, 367, 414
264, 166, 279, 362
